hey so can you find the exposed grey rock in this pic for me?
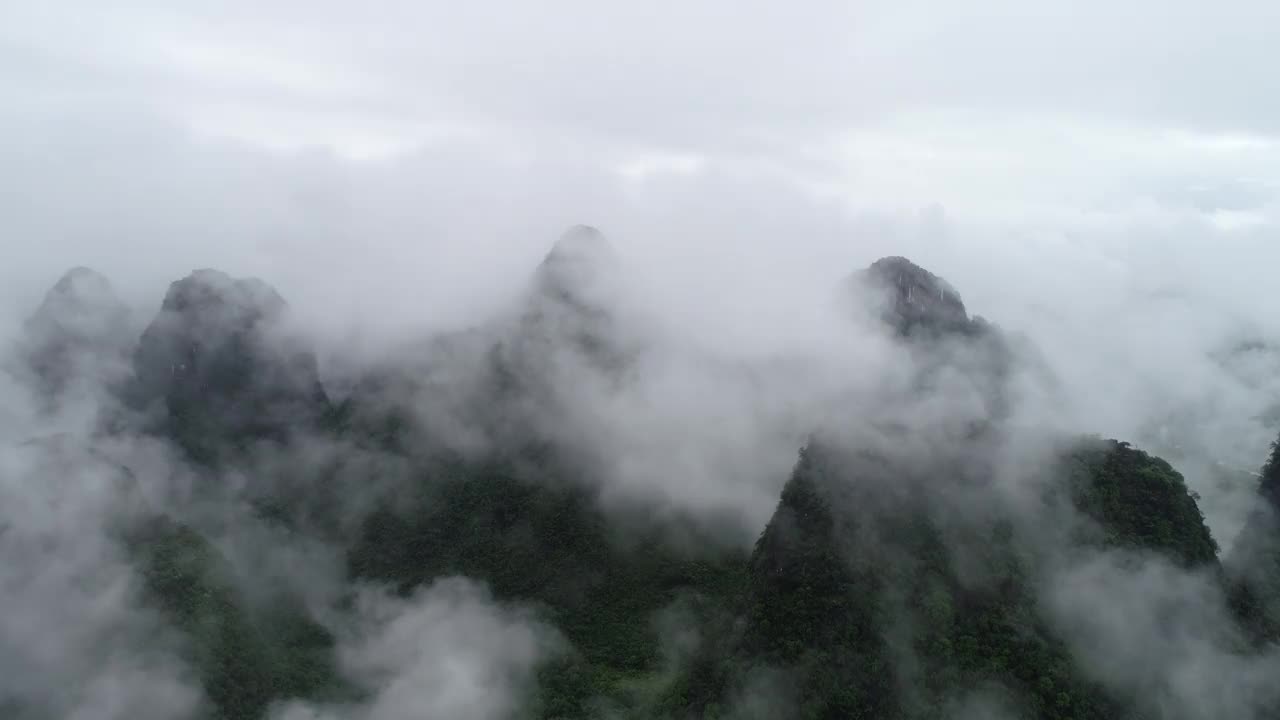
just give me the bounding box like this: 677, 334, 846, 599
851, 256, 971, 336
130, 269, 329, 462
843, 256, 1055, 429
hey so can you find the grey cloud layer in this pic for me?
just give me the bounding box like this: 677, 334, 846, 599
3, 3, 1280, 717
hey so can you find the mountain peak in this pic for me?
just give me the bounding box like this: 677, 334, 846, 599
534, 224, 620, 301
548, 224, 614, 260
48, 265, 115, 297
17, 267, 132, 399
33, 267, 127, 326
526, 224, 623, 330
131, 269, 327, 462
850, 256, 970, 336
161, 268, 287, 320
865, 255, 967, 319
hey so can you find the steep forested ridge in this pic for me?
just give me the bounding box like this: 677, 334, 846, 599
7, 227, 1280, 719
1227, 439, 1280, 645
128, 516, 344, 720
674, 439, 1137, 720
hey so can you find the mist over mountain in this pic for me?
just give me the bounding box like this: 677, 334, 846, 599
4, 224, 1280, 720
7, 266, 134, 412
127, 269, 332, 463
8, 0, 1280, 715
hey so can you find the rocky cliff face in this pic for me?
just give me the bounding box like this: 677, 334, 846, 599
130, 269, 329, 462
851, 256, 973, 338
846, 256, 1028, 431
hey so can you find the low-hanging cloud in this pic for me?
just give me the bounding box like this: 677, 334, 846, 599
5, 2, 1280, 719
272, 579, 558, 720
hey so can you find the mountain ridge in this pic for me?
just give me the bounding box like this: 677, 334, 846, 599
9, 230, 1280, 719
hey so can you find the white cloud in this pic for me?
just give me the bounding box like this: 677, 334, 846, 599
2, 0, 1280, 547
273, 580, 556, 720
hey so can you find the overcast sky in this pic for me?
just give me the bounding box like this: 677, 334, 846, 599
3, 1, 1280, 385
